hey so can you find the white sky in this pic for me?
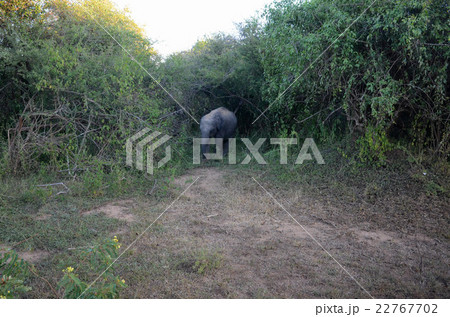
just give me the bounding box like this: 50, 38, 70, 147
112, 0, 274, 56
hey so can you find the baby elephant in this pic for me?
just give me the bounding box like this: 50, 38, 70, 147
200, 107, 237, 159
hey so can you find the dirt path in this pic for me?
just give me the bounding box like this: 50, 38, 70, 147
119, 167, 448, 298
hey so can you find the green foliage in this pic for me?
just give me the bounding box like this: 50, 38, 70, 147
0, 250, 32, 298
80, 159, 106, 198
425, 181, 446, 196
259, 0, 449, 157
192, 250, 223, 275
163, 34, 241, 118
1, 0, 448, 175
58, 236, 126, 299
0, 238, 127, 299
18, 185, 52, 205
159, 0, 448, 161
357, 125, 394, 166
1, 0, 164, 173
162, 24, 266, 134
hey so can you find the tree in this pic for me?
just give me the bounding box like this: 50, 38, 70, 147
1, 0, 163, 172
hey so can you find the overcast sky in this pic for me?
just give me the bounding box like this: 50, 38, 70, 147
113, 0, 274, 56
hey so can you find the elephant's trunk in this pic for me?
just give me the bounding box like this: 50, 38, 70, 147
201, 131, 210, 159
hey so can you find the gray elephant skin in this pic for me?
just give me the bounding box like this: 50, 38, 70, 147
200, 107, 237, 158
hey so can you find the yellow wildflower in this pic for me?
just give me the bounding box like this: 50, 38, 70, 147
121, 279, 125, 284
66, 266, 74, 273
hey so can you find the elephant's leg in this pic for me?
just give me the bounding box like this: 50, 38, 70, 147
201, 140, 210, 159
214, 137, 224, 157
223, 139, 230, 156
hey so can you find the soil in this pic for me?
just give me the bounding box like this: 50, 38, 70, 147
19, 250, 50, 263
0, 244, 49, 264
82, 199, 136, 223
116, 167, 449, 298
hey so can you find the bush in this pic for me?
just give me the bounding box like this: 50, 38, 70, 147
357, 125, 394, 166
0, 237, 127, 299
1, 0, 165, 174
260, 0, 449, 157
58, 236, 126, 299
0, 250, 32, 298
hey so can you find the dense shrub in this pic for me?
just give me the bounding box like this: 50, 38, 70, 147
259, 0, 449, 159
1, 0, 165, 173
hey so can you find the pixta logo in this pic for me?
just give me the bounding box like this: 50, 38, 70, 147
126, 132, 324, 173
193, 138, 325, 165
126, 128, 171, 174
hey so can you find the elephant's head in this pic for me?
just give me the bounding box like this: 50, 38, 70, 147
200, 107, 237, 159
